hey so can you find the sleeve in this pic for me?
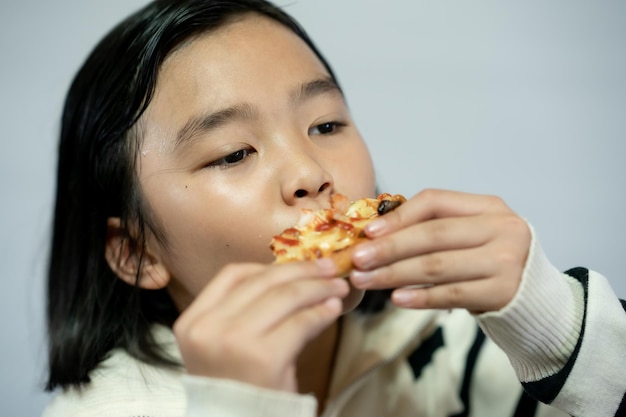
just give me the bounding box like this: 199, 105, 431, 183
476, 224, 626, 417
183, 375, 317, 417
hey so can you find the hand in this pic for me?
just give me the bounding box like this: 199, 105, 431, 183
349, 189, 531, 313
173, 260, 349, 391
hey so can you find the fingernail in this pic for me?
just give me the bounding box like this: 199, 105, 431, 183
391, 289, 414, 306
331, 278, 349, 292
351, 270, 374, 287
323, 297, 343, 313
365, 219, 386, 237
316, 258, 336, 275
352, 245, 376, 269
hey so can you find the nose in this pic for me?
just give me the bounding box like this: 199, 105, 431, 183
280, 148, 334, 206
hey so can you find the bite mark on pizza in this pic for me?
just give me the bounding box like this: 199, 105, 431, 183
270, 193, 406, 276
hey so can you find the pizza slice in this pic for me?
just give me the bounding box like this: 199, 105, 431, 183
270, 193, 406, 276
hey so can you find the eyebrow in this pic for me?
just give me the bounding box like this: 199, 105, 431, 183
174, 103, 258, 149
174, 76, 343, 150
290, 76, 343, 107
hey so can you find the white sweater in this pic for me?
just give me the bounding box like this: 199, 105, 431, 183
43, 231, 626, 417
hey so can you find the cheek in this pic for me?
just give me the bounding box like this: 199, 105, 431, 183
163, 197, 275, 258
157, 206, 278, 298
142, 176, 277, 294
333, 140, 376, 198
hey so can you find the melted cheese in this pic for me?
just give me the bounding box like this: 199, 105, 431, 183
271, 194, 403, 263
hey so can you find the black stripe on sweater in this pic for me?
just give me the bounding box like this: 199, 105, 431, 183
407, 326, 444, 379
449, 326, 486, 417
616, 391, 626, 417
513, 390, 539, 417
522, 267, 589, 404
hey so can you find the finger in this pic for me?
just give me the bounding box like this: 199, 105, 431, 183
353, 215, 494, 270
174, 277, 348, 371
365, 189, 510, 238
236, 278, 349, 334
179, 259, 336, 325
350, 246, 494, 290
220, 260, 340, 318
390, 276, 517, 313
267, 296, 344, 360
185, 263, 266, 312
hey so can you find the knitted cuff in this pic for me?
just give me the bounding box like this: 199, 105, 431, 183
476, 224, 585, 382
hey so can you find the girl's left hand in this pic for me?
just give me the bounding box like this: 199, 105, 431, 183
349, 189, 531, 313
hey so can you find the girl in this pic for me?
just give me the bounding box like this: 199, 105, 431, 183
44, 0, 626, 416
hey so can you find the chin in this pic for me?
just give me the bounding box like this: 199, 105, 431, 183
341, 285, 366, 314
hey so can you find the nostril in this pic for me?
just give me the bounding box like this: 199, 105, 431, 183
318, 182, 330, 193
294, 189, 308, 198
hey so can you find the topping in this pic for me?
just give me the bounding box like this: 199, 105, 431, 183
377, 199, 403, 215
271, 193, 406, 265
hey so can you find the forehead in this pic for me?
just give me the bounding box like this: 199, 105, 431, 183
159, 14, 327, 99
139, 13, 330, 146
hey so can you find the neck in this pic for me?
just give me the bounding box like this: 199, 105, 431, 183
296, 319, 341, 414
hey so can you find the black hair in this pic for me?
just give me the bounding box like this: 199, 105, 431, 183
46, 0, 389, 391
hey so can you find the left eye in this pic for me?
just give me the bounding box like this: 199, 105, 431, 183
308, 121, 345, 135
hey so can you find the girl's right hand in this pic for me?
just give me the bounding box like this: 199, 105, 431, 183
172, 259, 349, 392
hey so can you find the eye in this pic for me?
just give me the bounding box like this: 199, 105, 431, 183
206, 148, 256, 169
308, 121, 346, 136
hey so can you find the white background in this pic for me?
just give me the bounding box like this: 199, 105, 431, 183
1, 1, 624, 415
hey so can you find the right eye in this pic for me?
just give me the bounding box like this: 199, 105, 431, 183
205, 148, 256, 169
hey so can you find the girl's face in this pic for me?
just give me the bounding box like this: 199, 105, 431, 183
136, 14, 376, 309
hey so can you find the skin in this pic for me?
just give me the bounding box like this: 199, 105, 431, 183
135, 16, 374, 311
351, 189, 530, 314
106, 12, 531, 411
120, 13, 374, 405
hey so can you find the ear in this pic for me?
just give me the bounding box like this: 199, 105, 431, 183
105, 217, 171, 290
